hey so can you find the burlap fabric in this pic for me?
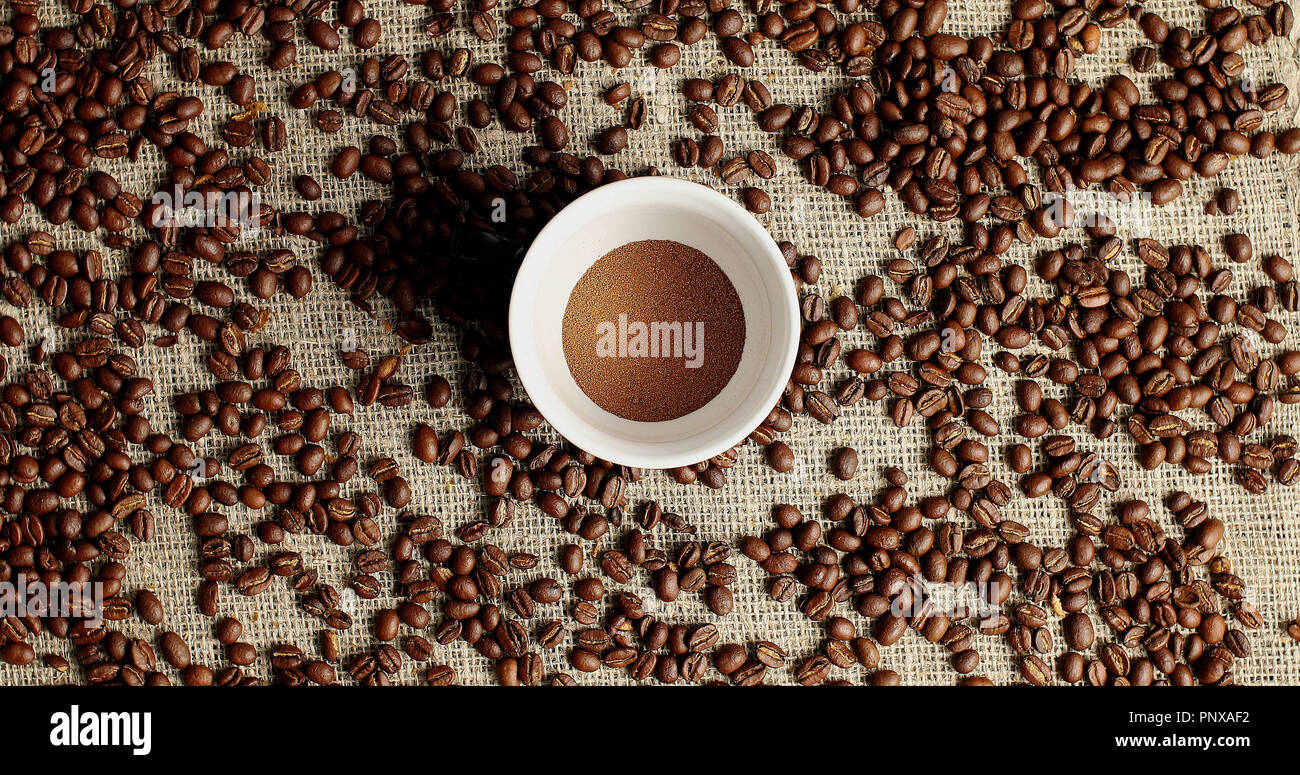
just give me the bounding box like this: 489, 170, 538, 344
2, 1, 1300, 686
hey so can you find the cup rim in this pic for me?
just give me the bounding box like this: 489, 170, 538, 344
509, 176, 798, 469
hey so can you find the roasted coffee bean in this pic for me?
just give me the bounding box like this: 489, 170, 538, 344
595, 126, 628, 155
742, 187, 771, 214
831, 447, 858, 480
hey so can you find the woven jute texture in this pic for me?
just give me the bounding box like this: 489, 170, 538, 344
3, 1, 1300, 686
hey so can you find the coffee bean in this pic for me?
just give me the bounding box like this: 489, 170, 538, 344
766, 441, 795, 473
136, 590, 164, 625
1225, 233, 1253, 263
295, 175, 323, 201
412, 425, 439, 463
605, 82, 632, 105
683, 78, 713, 102
595, 126, 628, 155
741, 187, 771, 214
159, 631, 191, 669
831, 447, 858, 480
747, 150, 777, 179
332, 146, 361, 178
305, 19, 341, 50
689, 104, 719, 134
674, 138, 700, 167
719, 156, 752, 185
538, 116, 569, 150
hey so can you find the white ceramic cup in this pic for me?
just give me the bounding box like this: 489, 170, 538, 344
509, 176, 799, 469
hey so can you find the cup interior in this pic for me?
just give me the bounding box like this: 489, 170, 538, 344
510, 177, 798, 469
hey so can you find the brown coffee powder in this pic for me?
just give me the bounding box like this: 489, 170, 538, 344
562, 240, 745, 422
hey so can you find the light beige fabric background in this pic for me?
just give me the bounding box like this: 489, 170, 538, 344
2, 1, 1300, 685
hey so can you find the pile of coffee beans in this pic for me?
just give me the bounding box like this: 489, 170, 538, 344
738, 1, 1298, 223
1, 0, 1298, 685
742, 478, 1255, 685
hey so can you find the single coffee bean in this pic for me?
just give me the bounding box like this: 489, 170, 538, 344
741, 187, 771, 214
831, 447, 858, 480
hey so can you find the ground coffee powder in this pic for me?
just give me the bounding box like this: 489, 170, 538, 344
562, 240, 745, 422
